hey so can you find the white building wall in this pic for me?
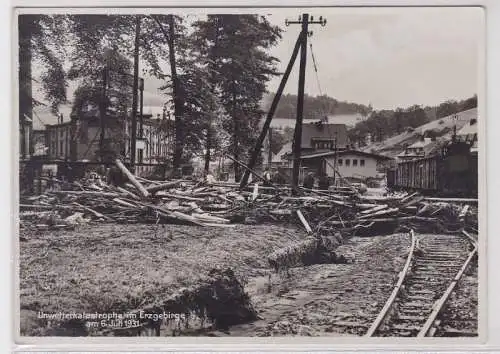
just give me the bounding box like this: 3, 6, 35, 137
325, 153, 378, 179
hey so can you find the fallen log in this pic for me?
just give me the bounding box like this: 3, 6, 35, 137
417, 203, 431, 216
72, 202, 111, 221
159, 193, 205, 202
252, 183, 259, 201
424, 197, 478, 203
20, 204, 77, 210
459, 205, 470, 219
116, 186, 141, 200
199, 223, 237, 228
359, 204, 388, 215
399, 192, 419, 204
357, 207, 399, 220
112, 198, 139, 209
296, 210, 313, 233
191, 213, 230, 224
400, 196, 425, 209
146, 181, 181, 194
47, 191, 120, 197
115, 159, 150, 198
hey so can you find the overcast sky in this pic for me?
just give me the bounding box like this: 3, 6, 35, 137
31, 7, 484, 112
264, 7, 483, 110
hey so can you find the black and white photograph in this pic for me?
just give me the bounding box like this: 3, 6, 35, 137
15, 6, 484, 341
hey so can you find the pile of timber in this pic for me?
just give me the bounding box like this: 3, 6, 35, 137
314, 192, 479, 236
19, 160, 242, 230
19, 159, 478, 234
265, 192, 478, 272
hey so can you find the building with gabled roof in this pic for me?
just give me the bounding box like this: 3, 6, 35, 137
289, 149, 393, 182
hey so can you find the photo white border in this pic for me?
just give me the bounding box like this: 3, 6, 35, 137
4, 0, 498, 352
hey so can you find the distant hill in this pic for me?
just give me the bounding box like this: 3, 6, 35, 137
347, 95, 477, 153
262, 93, 372, 120
362, 108, 477, 158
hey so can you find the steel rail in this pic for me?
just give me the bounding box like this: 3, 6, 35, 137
364, 229, 416, 337
417, 232, 478, 337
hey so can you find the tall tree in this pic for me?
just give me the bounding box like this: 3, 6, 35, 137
194, 15, 281, 181
152, 15, 217, 166
18, 14, 69, 157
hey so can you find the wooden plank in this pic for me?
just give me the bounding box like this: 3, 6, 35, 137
252, 183, 259, 201
459, 205, 470, 218
115, 159, 150, 198
116, 186, 141, 200
160, 193, 205, 202
112, 198, 138, 208
358, 207, 399, 219
48, 191, 120, 197
359, 204, 388, 215
296, 209, 312, 233
424, 197, 478, 203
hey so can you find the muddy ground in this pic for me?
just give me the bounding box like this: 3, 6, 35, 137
19, 223, 477, 337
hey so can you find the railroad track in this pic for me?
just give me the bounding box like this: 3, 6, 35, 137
363, 229, 478, 337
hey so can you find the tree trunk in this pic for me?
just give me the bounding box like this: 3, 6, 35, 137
267, 127, 272, 168
166, 15, 184, 169
204, 18, 219, 175
232, 87, 241, 182
19, 15, 33, 159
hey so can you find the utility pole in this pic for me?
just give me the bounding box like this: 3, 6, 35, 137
332, 133, 338, 186
139, 78, 144, 138
267, 127, 273, 168
130, 15, 141, 171
287, 14, 327, 194
240, 14, 326, 189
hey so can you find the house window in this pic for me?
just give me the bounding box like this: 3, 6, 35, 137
138, 148, 144, 163
338, 159, 343, 166
353, 159, 358, 166
59, 141, 63, 155
360, 159, 365, 167
345, 159, 350, 166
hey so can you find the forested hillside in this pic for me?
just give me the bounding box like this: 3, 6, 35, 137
262, 93, 373, 120
348, 95, 477, 148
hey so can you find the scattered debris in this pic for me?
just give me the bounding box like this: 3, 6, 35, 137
19, 160, 478, 238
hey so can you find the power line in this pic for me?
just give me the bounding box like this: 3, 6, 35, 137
309, 41, 323, 97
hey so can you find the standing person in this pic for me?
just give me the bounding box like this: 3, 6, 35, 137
303, 172, 315, 190
263, 168, 272, 187
46, 169, 54, 191
205, 171, 216, 185
318, 172, 330, 191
